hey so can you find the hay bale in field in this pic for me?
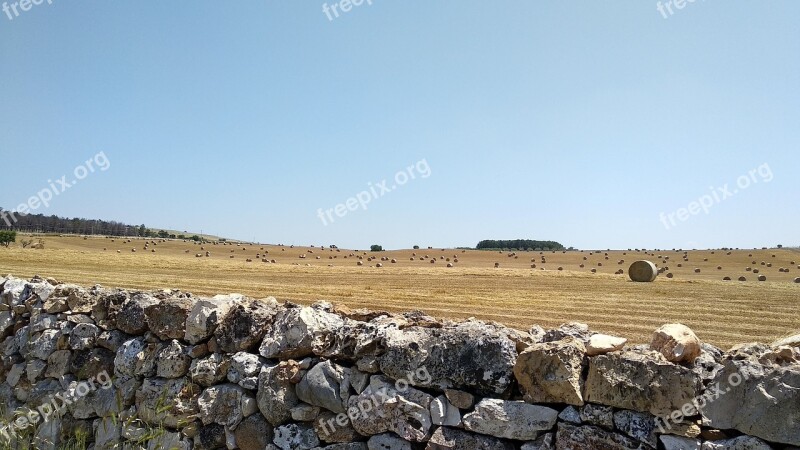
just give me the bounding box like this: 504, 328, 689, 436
694, 268, 701, 273
753, 269, 760, 274
357, 261, 363, 266
591, 268, 597, 273
391, 259, 397, 263
430, 259, 436, 264
447, 263, 453, 268
558, 267, 563, 271
628, 260, 658, 282
494, 262, 500, 268
739, 276, 747, 281
723, 276, 731, 281
666, 273, 674, 278
794, 277, 800, 283
453, 258, 459, 263
767, 263, 772, 268
579, 264, 584, 268
531, 264, 536, 268
758, 275, 767, 282
717, 266, 722, 270
376, 263, 383, 268
117, 250, 121, 254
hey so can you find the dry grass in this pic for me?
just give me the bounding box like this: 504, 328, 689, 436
1, 235, 798, 349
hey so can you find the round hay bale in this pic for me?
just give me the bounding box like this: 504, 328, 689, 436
531, 264, 536, 268
794, 277, 800, 283
666, 273, 674, 278
376, 263, 383, 268
629, 260, 658, 282
677, 263, 682, 268
738, 276, 747, 281
591, 268, 597, 273
558, 267, 563, 271
753, 269, 760, 274
746, 267, 752, 271
758, 275, 767, 282
357, 261, 363, 266
694, 268, 701, 273
717, 266, 722, 270
579, 264, 584, 268
391, 259, 397, 263
494, 262, 500, 268
453, 258, 459, 263
723, 276, 731, 281
447, 263, 453, 268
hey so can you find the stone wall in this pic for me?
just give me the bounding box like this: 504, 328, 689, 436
0, 274, 798, 450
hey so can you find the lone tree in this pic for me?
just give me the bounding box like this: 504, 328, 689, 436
0, 230, 16, 247
370, 244, 384, 252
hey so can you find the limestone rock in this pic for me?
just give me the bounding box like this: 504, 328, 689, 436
661, 435, 701, 450
155, 340, 191, 378
586, 334, 628, 356
144, 297, 193, 340
315, 411, 360, 443
426, 426, 515, 450
185, 295, 238, 344
258, 361, 301, 426
367, 433, 412, 450
584, 350, 702, 416
69, 323, 99, 350
555, 423, 650, 450
273, 423, 320, 450
651, 324, 702, 363
135, 377, 201, 428
296, 360, 350, 414
189, 353, 230, 387
514, 336, 586, 406
349, 375, 434, 442
579, 403, 613, 428
430, 395, 461, 427
198, 383, 255, 428
380, 321, 517, 396
462, 399, 558, 441
613, 409, 657, 447
116, 294, 159, 335
114, 338, 157, 378
234, 413, 274, 450
214, 297, 279, 353
259, 305, 345, 359
700, 436, 774, 450
700, 357, 800, 446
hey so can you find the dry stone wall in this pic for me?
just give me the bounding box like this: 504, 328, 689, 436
1, 274, 799, 450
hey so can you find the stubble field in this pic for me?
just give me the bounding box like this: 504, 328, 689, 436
1, 235, 798, 349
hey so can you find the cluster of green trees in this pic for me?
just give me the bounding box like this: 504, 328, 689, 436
0, 230, 16, 247
476, 239, 565, 251
370, 244, 384, 252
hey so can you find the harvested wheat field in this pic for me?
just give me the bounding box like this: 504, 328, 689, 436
1, 235, 798, 349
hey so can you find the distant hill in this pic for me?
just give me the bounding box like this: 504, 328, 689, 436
0, 208, 224, 241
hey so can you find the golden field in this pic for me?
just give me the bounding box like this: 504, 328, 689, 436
1, 235, 798, 349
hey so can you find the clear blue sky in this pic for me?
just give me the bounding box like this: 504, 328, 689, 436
1, 1, 798, 250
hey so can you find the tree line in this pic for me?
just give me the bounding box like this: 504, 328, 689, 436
476, 239, 566, 251
0, 208, 144, 237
